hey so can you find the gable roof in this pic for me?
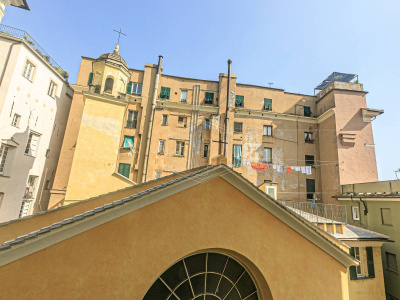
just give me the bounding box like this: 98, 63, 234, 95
0, 164, 358, 268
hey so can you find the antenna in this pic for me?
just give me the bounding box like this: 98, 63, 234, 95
268, 82, 274, 87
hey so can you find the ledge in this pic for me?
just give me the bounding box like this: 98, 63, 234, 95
362, 108, 384, 122
156, 100, 219, 113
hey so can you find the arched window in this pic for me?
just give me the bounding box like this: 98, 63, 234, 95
104, 77, 114, 93
143, 252, 259, 300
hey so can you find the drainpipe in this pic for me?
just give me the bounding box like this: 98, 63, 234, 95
223, 59, 232, 156
142, 55, 163, 182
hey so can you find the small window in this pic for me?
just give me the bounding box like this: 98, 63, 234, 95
354, 247, 362, 275
0, 145, 9, 175
264, 98, 272, 111
306, 179, 315, 200
265, 186, 277, 199
160, 87, 171, 100
122, 136, 134, 149
178, 116, 187, 127
0, 192, 4, 209
158, 140, 165, 154
205, 92, 214, 105
304, 132, 314, 143
127, 81, 142, 95
88, 72, 93, 85
25, 175, 38, 199
305, 155, 315, 166
45, 149, 50, 158
22, 60, 35, 81
161, 114, 168, 126
118, 163, 131, 178
45, 180, 51, 190
19, 200, 32, 218
25, 132, 40, 157
48, 81, 57, 98
126, 110, 138, 128
235, 95, 244, 107
381, 208, 392, 225
263, 147, 272, 163
233, 145, 242, 168
205, 119, 210, 130
11, 114, 21, 127
233, 122, 243, 133
203, 144, 209, 158
175, 141, 185, 156
155, 170, 162, 179
386, 252, 398, 273
180, 91, 187, 102
352, 206, 360, 220
104, 77, 114, 93
304, 106, 311, 117
263, 125, 272, 136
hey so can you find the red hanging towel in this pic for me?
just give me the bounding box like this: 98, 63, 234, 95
251, 162, 268, 171
286, 166, 292, 173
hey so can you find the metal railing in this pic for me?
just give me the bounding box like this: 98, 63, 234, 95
278, 200, 347, 223
0, 24, 68, 79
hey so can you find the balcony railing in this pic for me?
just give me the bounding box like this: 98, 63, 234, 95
0, 24, 68, 79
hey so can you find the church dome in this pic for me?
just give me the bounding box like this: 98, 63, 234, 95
96, 44, 128, 70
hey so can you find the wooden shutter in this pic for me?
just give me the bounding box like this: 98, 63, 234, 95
366, 247, 375, 278
126, 81, 133, 94
349, 247, 358, 280
88, 72, 93, 85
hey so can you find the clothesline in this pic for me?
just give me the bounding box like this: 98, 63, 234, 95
247, 160, 313, 175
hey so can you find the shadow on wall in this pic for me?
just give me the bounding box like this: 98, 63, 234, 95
341, 109, 369, 132
35, 85, 72, 213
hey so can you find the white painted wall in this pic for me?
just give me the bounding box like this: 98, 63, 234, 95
0, 34, 72, 222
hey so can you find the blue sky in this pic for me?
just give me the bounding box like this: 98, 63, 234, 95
4, 0, 400, 180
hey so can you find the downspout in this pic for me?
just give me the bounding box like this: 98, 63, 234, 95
0, 42, 20, 86
142, 55, 163, 182
223, 59, 232, 156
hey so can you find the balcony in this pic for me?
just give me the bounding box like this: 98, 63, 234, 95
0, 24, 68, 79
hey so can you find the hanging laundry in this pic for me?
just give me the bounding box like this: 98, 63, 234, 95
251, 162, 267, 171
291, 166, 295, 170
301, 166, 306, 174
277, 166, 281, 172
286, 167, 292, 173
295, 166, 301, 172
306, 166, 312, 175
273, 165, 277, 170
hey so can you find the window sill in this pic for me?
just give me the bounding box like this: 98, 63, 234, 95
0, 174, 10, 178
22, 75, 33, 83
158, 153, 164, 155
24, 153, 36, 158
161, 124, 168, 126
125, 126, 137, 129
263, 135, 273, 137
381, 224, 393, 226
233, 132, 243, 134
11, 124, 20, 129
174, 155, 184, 157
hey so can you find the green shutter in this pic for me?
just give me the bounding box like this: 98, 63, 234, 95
304, 106, 311, 116
264, 98, 272, 110
126, 81, 133, 94
118, 163, 131, 178
88, 72, 93, 85
160, 87, 170, 99
349, 247, 358, 280
235, 95, 244, 107
205, 92, 214, 104
366, 247, 375, 278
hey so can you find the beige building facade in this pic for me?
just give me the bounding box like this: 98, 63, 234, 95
48, 47, 383, 209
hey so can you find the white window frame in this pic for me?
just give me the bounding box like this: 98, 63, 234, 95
11, 113, 21, 127
263, 125, 272, 136
175, 141, 185, 156
22, 60, 35, 81
263, 147, 272, 163
233, 122, 243, 133
132, 83, 142, 95
19, 200, 32, 218
158, 140, 165, 154
24, 175, 39, 199
0, 145, 10, 175
126, 110, 138, 128
305, 132, 313, 142
352, 206, 360, 221
161, 114, 168, 126
265, 185, 277, 199
25, 131, 40, 157
48, 80, 57, 98
180, 90, 187, 102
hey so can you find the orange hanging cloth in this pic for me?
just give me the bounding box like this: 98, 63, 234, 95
251, 162, 268, 171
286, 166, 292, 173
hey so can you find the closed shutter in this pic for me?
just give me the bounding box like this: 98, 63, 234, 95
30, 134, 39, 156
349, 247, 358, 280
88, 72, 93, 85
306, 179, 315, 193
126, 81, 133, 94
366, 247, 375, 278
264, 98, 272, 110
118, 163, 131, 178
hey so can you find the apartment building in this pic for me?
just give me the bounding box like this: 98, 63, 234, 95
0, 25, 73, 222
337, 180, 400, 300
48, 45, 383, 208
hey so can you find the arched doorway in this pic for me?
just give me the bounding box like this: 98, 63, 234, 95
143, 252, 259, 299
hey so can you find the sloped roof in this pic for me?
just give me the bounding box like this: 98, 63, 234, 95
0, 164, 358, 268
96, 45, 128, 70
337, 225, 390, 241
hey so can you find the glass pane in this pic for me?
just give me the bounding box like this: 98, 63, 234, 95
185, 253, 206, 276
191, 274, 205, 296
161, 260, 187, 290
215, 276, 233, 299
143, 279, 171, 300
174, 280, 192, 299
